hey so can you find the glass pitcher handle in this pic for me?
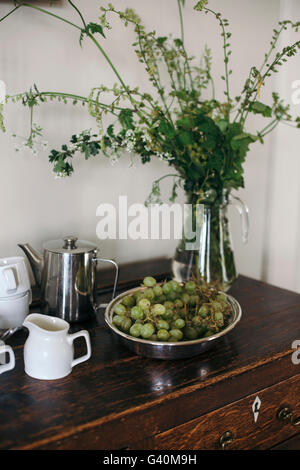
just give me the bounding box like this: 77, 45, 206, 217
229, 195, 249, 244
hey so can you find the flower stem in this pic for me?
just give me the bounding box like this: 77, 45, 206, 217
68, 0, 87, 28
177, 0, 185, 45
0, 5, 21, 23
15, 2, 137, 113
18, 2, 81, 30
203, 7, 231, 118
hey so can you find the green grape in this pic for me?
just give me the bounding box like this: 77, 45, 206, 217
130, 306, 144, 320
174, 318, 185, 329
130, 323, 142, 337
192, 315, 202, 327
185, 281, 196, 293
143, 276, 157, 287
149, 334, 158, 341
112, 315, 124, 327
114, 303, 127, 315
204, 330, 213, 338
214, 312, 224, 323
169, 280, 181, 292
174, 299, 184, 309
195, 325, 206, 337
121, 317, 132, 332
174, 285, 183, 295
138, 298, 151, 310
169, 328, 183, 341
153, 285, 163, 297
152, 303, 166, 316
168, 336, 179, 343
162, 282, 172, 295
216, 293, 227, 304
199, 305, 209, 318
135, 292, 145, 304
122, 295, 135, 307
211, 301, 222, 311
167, 291, 178, 301
157, 319, 169, 330
157, 329, 170, 341
183, 326, 198, 340
181, 293, 190, 304
156, 294, 167, 304
144, 288, 155, 300
141, 323, 155, 339
164, 301, 174, 310
162, 309, 173, 320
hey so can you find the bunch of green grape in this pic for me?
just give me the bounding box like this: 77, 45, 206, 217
112, 276, 233, 342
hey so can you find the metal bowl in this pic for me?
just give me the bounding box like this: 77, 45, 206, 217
104, 286, 242, 360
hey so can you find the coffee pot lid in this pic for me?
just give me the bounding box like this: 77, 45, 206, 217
43, 236, 98, 255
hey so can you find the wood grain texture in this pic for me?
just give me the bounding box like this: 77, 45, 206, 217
271, 432, 300, 450
0, 259, 300, 450
148, 375, 300, 450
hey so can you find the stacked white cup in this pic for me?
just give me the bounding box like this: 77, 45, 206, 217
0, 256, 32, 329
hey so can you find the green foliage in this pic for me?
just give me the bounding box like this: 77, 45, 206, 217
249, 101, 272, 117
0, 104, 5, 132
79, 22, 105, 45
194, 0, 208, 11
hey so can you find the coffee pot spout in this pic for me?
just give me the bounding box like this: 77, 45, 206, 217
18, 243, 43, 288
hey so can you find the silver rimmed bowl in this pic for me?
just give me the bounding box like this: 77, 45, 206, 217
104, 286, 242, 360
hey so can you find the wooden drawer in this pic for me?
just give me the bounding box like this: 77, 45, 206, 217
147, 374, 300, 450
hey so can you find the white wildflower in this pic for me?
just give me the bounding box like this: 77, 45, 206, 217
110, 154, 119, 166
69, 143, 78, 152
125, 129, 134, 138
126, 140, 135, 152
54, 172, 67, 179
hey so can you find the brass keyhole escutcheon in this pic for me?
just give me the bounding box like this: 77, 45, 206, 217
219, 430, 234, 450
277, 406, 300, 426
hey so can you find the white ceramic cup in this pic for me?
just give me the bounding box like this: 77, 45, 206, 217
0, 343, 15, 375
23, 313, 92, 380
0, 257, 31, 298
0, 291, 31, 329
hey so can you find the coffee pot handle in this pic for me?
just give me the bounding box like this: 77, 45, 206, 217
0, 344, 15, 375
69, 330, 91, 369
93, 258, 119, 310
229, 195, 249, 244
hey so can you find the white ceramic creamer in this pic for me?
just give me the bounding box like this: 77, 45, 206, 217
23, 313, 91, 380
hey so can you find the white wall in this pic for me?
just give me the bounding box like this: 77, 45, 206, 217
262, 0, 300, 292
1, 0, 299, 291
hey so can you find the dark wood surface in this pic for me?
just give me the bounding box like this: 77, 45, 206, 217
0, 258, 300, 450
147, 375, 300, 450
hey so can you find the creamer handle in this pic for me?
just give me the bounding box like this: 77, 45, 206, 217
0, 344, 15, 375
68, 330, 91, 368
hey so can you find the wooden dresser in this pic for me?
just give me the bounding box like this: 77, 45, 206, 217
0, 258, 299, 450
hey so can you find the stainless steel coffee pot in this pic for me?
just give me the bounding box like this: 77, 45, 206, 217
18, 236, 118, 323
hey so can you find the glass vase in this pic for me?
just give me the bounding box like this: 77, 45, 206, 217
171, 190, 249, 291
